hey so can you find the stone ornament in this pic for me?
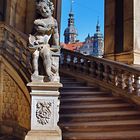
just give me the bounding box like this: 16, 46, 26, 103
29, 0, 60, 82
36, 101, 52, 125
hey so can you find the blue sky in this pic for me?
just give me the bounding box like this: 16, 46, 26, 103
60, 0, 104, 42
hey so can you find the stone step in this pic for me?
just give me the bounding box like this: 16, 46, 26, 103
60, 91, 111, 97
60, 110, 140, 122
60, 97, 124, 105
60, 74, 140, 140
62, 81, 86, 86
60, 86, 99, 92
60, 120, 140, 132
60, 77, 76, 82
62, 130, 140, 140
60, 103, 135, 113
0, 135, 21, 140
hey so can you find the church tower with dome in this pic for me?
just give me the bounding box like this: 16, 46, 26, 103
64, 1, 78, 44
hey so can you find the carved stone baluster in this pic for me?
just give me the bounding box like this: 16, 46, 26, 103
76, 56, 81, 72
96, 62, 100, 79
83, 58, 89, 75
115, 70, 124, 89
121, 71, 127, 90
136, 76, 140, 96
70, 55, 74, 71
133, 75, 140, 96
63, 53, 67, 68
97, 63, 104, 80
87, 59, 91, 75
110, 67, 117, 86
127, 73, 134, 93
89, 60, 93, 76
80, 58, 84, 73
73, 56, 77, 71
92, 61, 97, 78
103, 65, 109, 82
67, 54, 71, 69
95, 62, 99, 79
104, 65, 111, 83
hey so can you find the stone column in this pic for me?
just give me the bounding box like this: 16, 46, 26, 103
133, 0, 140, 64
104, 0, 140, 65
25, 82, 62, 140
104, 0, 116, 60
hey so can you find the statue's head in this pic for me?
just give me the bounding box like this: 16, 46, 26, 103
36, 0, 54, 18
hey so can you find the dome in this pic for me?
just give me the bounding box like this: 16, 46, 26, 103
64, 26, 78, 35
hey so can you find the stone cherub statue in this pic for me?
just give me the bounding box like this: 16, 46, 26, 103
29, 0, 60, 82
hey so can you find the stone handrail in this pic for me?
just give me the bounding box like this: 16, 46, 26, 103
0, 22, 32, 83
60, 48, 140, 98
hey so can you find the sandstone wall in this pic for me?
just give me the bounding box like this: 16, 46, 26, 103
4, 0, 61, 34
0, 60, 30, 139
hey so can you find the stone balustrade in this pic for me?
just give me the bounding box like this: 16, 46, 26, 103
0, 22, 140, 101
60, 48, 140, 97
0, 22, 32, 83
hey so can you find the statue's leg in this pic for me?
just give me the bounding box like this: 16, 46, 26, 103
42, 47, 53, 80
32, 50, 39, 76
51, 63, 57, 73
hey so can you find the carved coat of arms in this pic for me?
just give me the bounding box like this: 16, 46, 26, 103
36, 101, 52, 125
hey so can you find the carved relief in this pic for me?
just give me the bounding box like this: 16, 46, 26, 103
36, 101, 52, 125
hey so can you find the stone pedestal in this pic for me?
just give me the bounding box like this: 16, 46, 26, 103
25, 82, 62, 140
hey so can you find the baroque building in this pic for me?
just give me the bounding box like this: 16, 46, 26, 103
79, 34, 94, 55
79, 21, 104, 57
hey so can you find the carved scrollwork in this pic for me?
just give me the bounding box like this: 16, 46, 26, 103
36, 101, 52, 125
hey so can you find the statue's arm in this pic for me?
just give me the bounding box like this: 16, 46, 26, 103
53, 20, 59, 46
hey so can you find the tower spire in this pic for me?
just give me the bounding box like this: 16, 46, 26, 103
96, 17, 100, 32
70, 0, 74, 13
64, 0, 78, 44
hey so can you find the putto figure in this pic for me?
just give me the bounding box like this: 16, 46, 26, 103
29, 0, 60, 82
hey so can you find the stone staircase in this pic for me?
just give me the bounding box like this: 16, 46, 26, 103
59, 75, 140, 140
0, 135, 21, 140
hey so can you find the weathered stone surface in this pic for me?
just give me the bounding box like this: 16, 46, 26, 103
123, 20, 133, 52
25, 82, 62, 140
29, 0, 60, 82
0, 58, 30, 139
4, 0, 61, 35
105, 0, 115, 26
104, 26, 115, 55
25, 130, 61, 140
104, 0, 140, 64
2, 70, 30, 129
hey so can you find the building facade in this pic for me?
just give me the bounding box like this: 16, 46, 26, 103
79, 34, 94, 55
79, 21, 104, 57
